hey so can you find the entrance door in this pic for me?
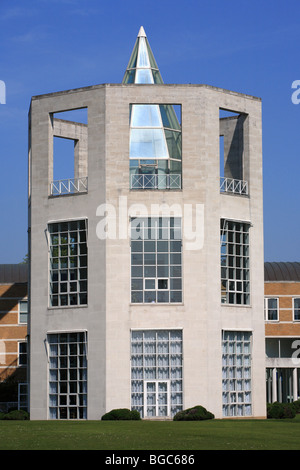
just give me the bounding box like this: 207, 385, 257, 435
145, 381, 170, 417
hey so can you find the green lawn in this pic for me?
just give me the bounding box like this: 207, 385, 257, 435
0, 416, 300, 450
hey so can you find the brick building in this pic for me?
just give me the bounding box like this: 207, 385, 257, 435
265, 261, 300, 403
0, 264, 28, 410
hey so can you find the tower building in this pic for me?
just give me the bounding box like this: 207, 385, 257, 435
28, 27, 266, 419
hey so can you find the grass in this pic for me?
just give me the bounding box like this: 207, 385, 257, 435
0, 415, 300, 450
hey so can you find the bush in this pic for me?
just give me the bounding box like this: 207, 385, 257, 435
101, 408, 141, 421
2, 409, 29, 420
173, 405, 214, 421
267, 402, 296, 419
293, 399, 300, 413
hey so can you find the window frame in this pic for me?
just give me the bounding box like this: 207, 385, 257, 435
18, 341, 27, 366
264, 297, 279, 322
47, 331, 87, 420
220, 219, 250, 306
48, 218, 88, 308
293, 298, 300, 322
130, 217, 182, 304
18, 299, 28, 324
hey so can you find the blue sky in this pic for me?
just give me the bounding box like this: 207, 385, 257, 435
0, 0, 299, 263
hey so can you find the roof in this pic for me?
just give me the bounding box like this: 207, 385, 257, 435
0, 264, 28, 283
264, 262, 300, 282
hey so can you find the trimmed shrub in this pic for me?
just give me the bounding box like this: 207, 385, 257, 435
0, 412, 6, 420
2, 409, 29, 420
101, 408, 141, 420
267, 402, 296, 419
173, 405, 214, 421
292, 399, 300, 413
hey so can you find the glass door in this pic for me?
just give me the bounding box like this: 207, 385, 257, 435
145, 380, 170, 417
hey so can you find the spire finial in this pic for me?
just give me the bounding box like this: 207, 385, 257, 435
138, 26, 146, 37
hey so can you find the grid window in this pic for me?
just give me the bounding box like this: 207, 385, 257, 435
221, 220, 250, 305
265, 298, 279, 321
222, 331, 252, 417
131, 330, 183, 418
48, 332, 87, 420
294, 298, 300, 321
131, 217, 182, 304
49, 220, 88, 307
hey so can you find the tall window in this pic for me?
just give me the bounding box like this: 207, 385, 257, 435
49, 220, 88, 307
48, 332, 87, 420
221, 220, 250, 305
19, 300, 28, 324
18, 342, 27, 366
129, 104, 182, 190
131, 330, 183, 418
131, 217, 182, 304
294, 298, 300, 321
222, 331, 252, 417
265, 298, 279, 321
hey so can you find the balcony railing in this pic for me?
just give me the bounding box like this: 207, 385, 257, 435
50, 177, 88, 196
131, 174, 181, 190
220, 177, 248, 196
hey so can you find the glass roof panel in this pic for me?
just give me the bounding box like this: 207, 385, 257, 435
137, 37, 150, 68
129, 129, 169, 159
159, 105, 181, 130
131, 105, 161, 127
135, 69, 154, 84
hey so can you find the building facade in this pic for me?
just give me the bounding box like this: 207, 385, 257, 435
265, 262, 300, 403
0, 264, 28, 411
28, 27, 266, 420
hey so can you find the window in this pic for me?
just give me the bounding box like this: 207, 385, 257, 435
294, 298, 300, 321
131, 217, 182, 303
51, 108, 88, 196
48, 332, 87, 420
49, 220, 88, 307
131, 330, 183, 418
219, 109, 249, 195
222, 331, 252, 417
221, 220, 250, 305
18, 342, 27, 366
129, 104, 182, 190
19, 300, 28, 324
265, 298, 279, 321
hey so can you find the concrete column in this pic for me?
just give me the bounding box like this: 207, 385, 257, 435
293, 368, 298, 401
272, 368, 277, 402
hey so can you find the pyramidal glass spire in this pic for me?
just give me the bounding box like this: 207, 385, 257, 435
122, 26, 163, 84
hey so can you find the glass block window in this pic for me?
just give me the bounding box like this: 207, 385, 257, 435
131, 330, 183, 418
221, 220, 250, 305
49, 220, 88, 307
265, 298, 279, 321
222, 331, 252, 417
131, 217, 182, 303
48, 332, 87, 420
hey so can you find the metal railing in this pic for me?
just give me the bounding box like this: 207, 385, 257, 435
220, 177, 248, 195
50, 177, 88, 196
131, 174, 181, 190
